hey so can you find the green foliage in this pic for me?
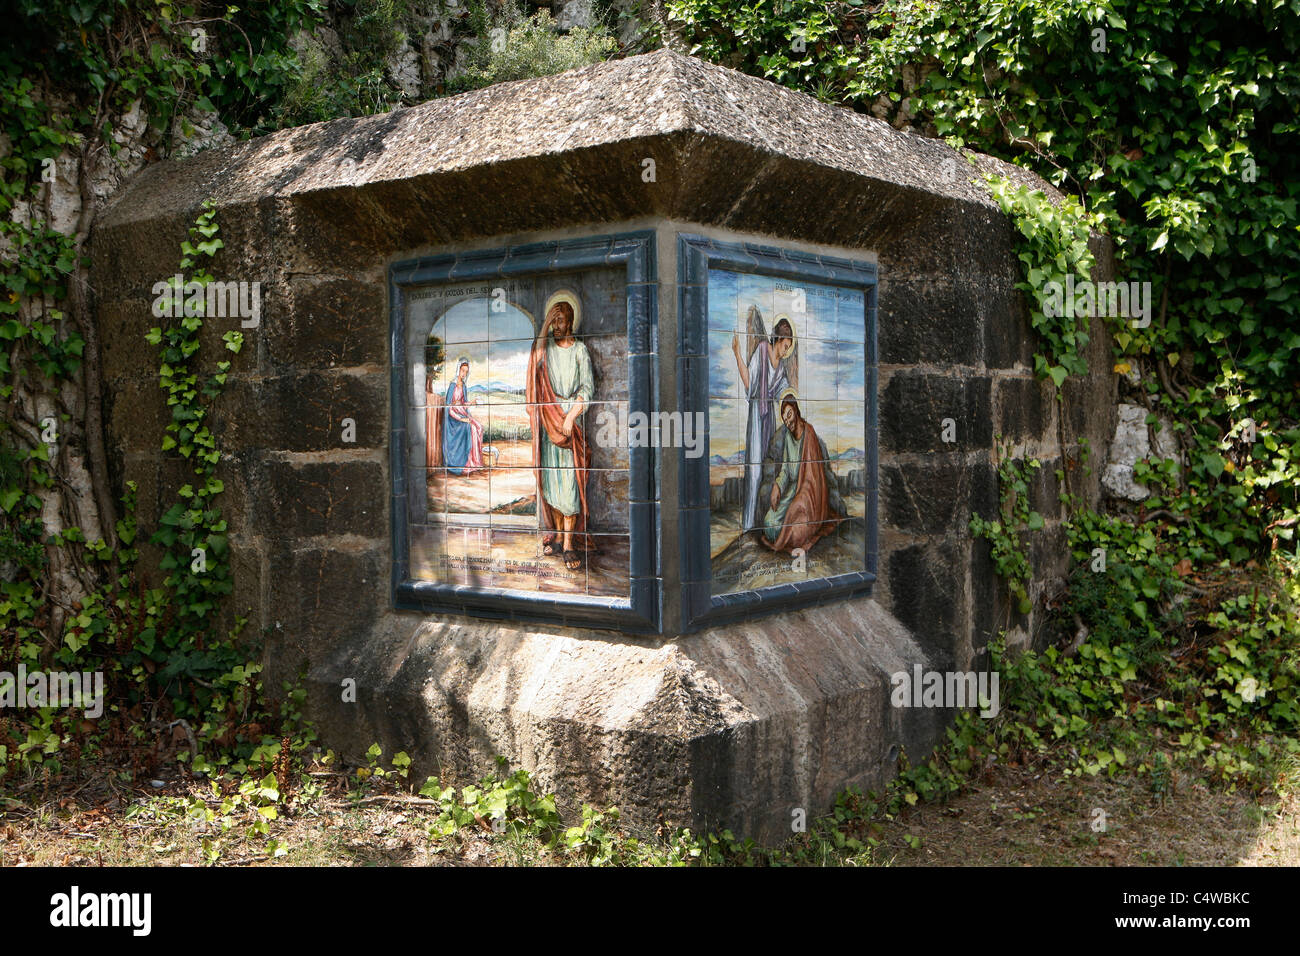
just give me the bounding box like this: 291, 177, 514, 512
1, 3, 329, 785
415, 764, 761, 865
595, 0, 664, 54
275, 0, 411, 124
140, 200, 245, 703
449, 2, 618, 93
669, 0, 1300, 824
0, 221, 84, 518
346, 742, 412, 796
424, 334, 445, 381
0, 1, 322, 200
667, 0, 1300, 565
970, 441, 1043, 615
667, 0, 878, 103
1065, 508, 1183, 630
128, 772, 289, 862
1, 202, 304, 788
886, 563, 1300, 811
986, 175, 1100, 387
420, 765, 563, 840
1, 5, 325, 718
274, 0, 622, 125
0, 223, 86, 622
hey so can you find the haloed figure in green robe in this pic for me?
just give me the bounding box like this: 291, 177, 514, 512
526, 292, 595, 571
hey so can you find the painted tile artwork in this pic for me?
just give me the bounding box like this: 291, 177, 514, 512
707, 268, 869, 594
405, 268, 630, 598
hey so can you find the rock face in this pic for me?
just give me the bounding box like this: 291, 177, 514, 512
91, 49, 1116, 841
1103, 402, 1179, 501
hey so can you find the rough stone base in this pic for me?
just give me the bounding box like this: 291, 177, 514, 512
305, 598, 947, 844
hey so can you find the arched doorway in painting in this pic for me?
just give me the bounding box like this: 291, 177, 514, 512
423, 297, 537, 531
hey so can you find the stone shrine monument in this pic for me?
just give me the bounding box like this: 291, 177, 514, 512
92, 49, 1115, 841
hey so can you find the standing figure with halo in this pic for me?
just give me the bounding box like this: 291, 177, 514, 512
526, 290, 595, 572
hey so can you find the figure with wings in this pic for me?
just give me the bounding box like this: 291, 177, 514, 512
731, 305, 798, 532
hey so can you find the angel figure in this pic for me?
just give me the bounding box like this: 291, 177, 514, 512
731, 305, 798, 532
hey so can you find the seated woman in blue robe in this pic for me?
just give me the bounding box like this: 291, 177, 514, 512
443, 358, 485, 475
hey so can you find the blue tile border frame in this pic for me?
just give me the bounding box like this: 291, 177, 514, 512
389, 231, 660, 633
677, 233, 879, 632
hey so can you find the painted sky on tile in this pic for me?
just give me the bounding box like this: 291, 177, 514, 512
707, 269, 867, 460
427, 299, 535, 396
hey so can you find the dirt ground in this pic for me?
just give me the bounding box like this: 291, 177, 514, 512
2, 763, 1295, 867
867, 764, 1300, 867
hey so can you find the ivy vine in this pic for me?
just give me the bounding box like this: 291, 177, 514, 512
969, 441, 1044, 616
985, 175, 1100, 389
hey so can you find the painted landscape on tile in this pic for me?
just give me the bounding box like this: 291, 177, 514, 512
707, 268, 868, 594
405, 269, 630, 598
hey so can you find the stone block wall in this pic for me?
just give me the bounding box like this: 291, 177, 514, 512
874, 203, 1117, 669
